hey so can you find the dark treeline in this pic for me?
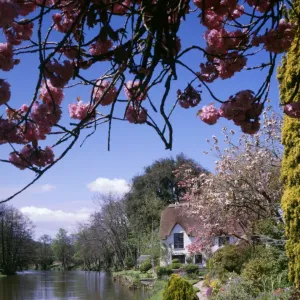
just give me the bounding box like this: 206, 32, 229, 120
0, 154, 204, 275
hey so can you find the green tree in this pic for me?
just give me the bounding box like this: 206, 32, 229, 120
52, 228, 74, 270
277, 0, 300, 285
36, 234, 54, 270
0, 205, 34, 275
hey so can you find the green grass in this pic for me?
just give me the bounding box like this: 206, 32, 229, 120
113, 269, 154, 280
0, 274, 7, 278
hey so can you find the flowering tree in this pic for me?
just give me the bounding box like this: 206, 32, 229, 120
177, 111, 283, 254
0, 0, 298, 202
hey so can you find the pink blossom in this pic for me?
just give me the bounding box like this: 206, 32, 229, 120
246, 0, 277, 12
69, 101, 93, 120
262, 19, 294, 53
44, 59, 74, 88
39, 80, 64, 105
126, 105, 147, 124
240, 120, 260, 134
177, 85, 201, 109
60, 47, 80, 60
93, 80, 117, 106
0, 1, 19, 28
18, 1, 37, 16
197, 62, 219, 83
0, 119, 24, 144
202, 9, 223, 30
199, 104, 220, 125
89, 38, 113, 57
9, 145, 54, 170
0, 43, 15, 71
0, 79, 11, 105
214, 53, 247, 79
124, 81, 147, 101
5, 22, 34, 45
53, 12, 77, 33
284, 99, 300, 119
31, 102, 62, 127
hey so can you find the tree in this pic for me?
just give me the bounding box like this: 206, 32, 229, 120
0, 205, 34, 275
125, 154, 203, 232
0, 0, 297, 204
181, 111, 284, 253
36, 234, 54, 270
277, 0, 300, 286
52, 228, 74, 270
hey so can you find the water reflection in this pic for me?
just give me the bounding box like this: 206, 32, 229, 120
0, 271, 150, 300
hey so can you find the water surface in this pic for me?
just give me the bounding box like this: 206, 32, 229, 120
0, 270, 150, 300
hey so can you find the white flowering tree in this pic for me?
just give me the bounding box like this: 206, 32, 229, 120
176, 110, 283, 253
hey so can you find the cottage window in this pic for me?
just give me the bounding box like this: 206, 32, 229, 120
174, 233, 184, 249
218, 236, 230, 247
195, 254, 202, 264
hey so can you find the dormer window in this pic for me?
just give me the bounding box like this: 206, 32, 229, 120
218, 236, 230, 247
174, 232, 184, 249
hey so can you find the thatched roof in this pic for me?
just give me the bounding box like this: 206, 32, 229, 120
159, 202, 202, 240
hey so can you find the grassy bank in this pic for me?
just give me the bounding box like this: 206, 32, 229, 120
0, 274, 7, 278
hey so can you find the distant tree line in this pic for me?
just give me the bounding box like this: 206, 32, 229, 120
0, 154, 203, 275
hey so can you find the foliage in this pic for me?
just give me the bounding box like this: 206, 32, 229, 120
125, 155, 202, 232
155, 266, 173, 278
140, 261, 152, 273
0, 205, 34, 275
162, 274, 198, 300
52, 228, 75, 270
172, 259, 180, 264
208, 244, 251, 277
36, 234, 54, 270
0, 0, 294, 203
213, 274, 256, 300
183, 264, 199, 275
277, 0, 300, 285
241, 247, 289, 290
178, 112, 283, 252
171, 263, 182, 270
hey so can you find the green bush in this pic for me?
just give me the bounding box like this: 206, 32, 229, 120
172, 259, 180, 264
163, 274, 198, 300
241, 247, 289, 290
155, 266, 173, 278
140, 261, 152, 273
124, 257, 135, 269
208, 244, 251, 276
186, 257, 193, 264
184, 264, 199, 275
171, 262, 182, 269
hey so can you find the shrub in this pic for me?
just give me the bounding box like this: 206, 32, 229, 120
171, 262, 182, 269
184, 264, 199, 275
208, 244, 251, 276
124, 257, 135, 269
162, 274, 198, 300
140, 261, 152, 273
186, 256, 193, 264
155, 266, 173, 278
172, 259, 180, 264
241, 247, 289, 290
213, 274, 256, 300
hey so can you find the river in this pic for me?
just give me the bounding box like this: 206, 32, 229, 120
0, 271, 151, 300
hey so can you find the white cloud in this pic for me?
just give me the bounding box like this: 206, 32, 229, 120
20, 206, 93, 238
87, 178, 130, 195
30, 184, 56, 193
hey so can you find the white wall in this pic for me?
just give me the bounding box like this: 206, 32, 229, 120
161, 223, 195, 266
160, 223, 237, 266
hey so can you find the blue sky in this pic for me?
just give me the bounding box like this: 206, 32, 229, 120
0, 6, 282, 237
